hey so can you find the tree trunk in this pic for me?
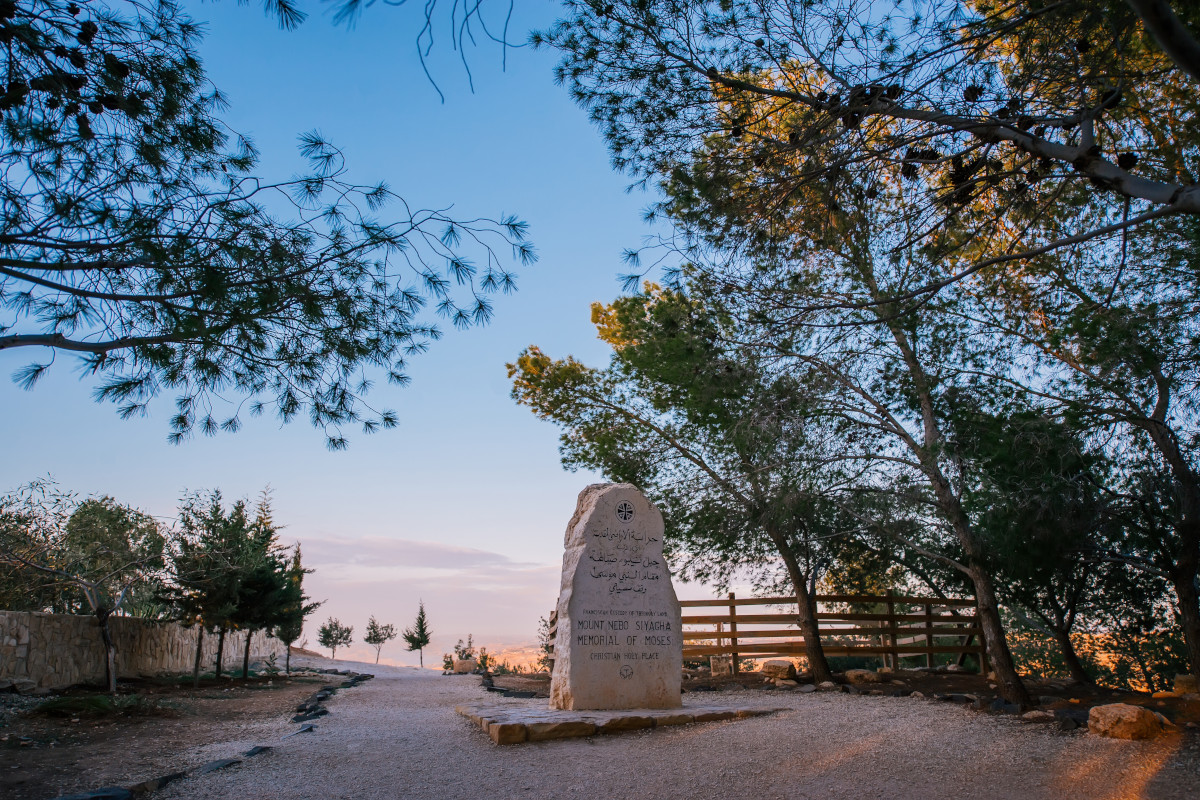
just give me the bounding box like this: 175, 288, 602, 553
1171, 566, 1200, 685
375, 649, 380, 665
765, 524, 833, 682
242, 630, 253, 679
285, 644, 291, 675
419, 648, 423, 668
215, 628, 226, 679
971, 567, 1033, 707
1052, 627, 1093, 685
96, 608, 116, 694
193, 626, 204, 688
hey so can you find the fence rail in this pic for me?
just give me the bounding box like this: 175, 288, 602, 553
682, 591, 985, 674
545, 591, 985, 675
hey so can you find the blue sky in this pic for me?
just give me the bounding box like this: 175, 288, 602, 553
1, 0, 724, 665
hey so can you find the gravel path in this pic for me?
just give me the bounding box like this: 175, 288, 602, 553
155, 656, 1200, 800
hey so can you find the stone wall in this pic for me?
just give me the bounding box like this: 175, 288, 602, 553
0, 611, 286, 689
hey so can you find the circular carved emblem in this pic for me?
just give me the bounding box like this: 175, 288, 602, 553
615, 501, 635, 522
619, 665, 634, 679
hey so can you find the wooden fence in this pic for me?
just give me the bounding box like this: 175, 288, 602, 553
546, 591, 986, 675
681, 592, 986, 673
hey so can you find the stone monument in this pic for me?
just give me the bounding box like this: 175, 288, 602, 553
549, 483, 682, 710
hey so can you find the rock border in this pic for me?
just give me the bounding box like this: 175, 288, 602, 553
455, 701, 786, 745
48, 669, 375, 800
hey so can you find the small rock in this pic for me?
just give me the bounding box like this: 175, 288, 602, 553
774, 679, 799, 688
990, 698, 1021, 714
12, 679, 38, 695
195, 759, 241, 775
1088, 703, 1169, 740
453, 658, 479, 674
1021, 710, 1055, 722
844, 669, 885, 684
51, 787, 131, 800
761, 660, 798, 680
797, 684, 817, 694
876, 666, 894, 675
1152, 691, 1176, 699
946, 664, 964, 673
1154, 711, 1181, 732
126, 771, 187, 793
1058, 717, 1081, 731
282, 724, 316, 738
910, 691, 925, 699
291, 708, 328, 723
816, 681, 840, 692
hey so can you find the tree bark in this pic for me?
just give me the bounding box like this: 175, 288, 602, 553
1052, 627, 1094, 685
215, 628, 226, 679
970, 566, 1033, 707
242, 630, 253, 679
96, 608, 116, 694
1124, 0, 1200, 83
1171, 565, 1200, 685
285, 643, 291, 675
192, 626, 204, 688
419, 648, 423, 668
765, 524, 833, 683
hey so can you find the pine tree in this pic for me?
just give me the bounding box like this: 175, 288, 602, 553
274, 545, 321, 674
402, 601, 432, 668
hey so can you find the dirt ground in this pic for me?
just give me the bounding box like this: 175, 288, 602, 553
4, 660, 1197, 799
0, 672, 329, 799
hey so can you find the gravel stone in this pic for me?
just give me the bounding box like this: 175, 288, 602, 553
151, 655, 1200, 800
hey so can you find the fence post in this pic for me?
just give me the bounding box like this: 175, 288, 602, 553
728, 592, 739, 674
886, 589, 899, 669
924, 603, 934, 669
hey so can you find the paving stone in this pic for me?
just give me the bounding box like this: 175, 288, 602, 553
598, 715, 655, 734
653, 713, 695, 726
487, 722, 528, 744
195, 758, 241, 775
526, 721, 598, 741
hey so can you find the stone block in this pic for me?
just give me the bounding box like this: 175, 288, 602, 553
652, 713, 694, 726
598, 715, 655, 733
488, 722, 528, 744
526, 721, 598, 741
453, 659, 479, 674
692, 709, 737, 722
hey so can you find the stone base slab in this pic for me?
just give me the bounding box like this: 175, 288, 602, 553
456, 702, 787, 745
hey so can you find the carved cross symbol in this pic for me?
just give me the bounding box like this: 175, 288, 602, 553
615, 501, 634, 522
619, 665, 634, 679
